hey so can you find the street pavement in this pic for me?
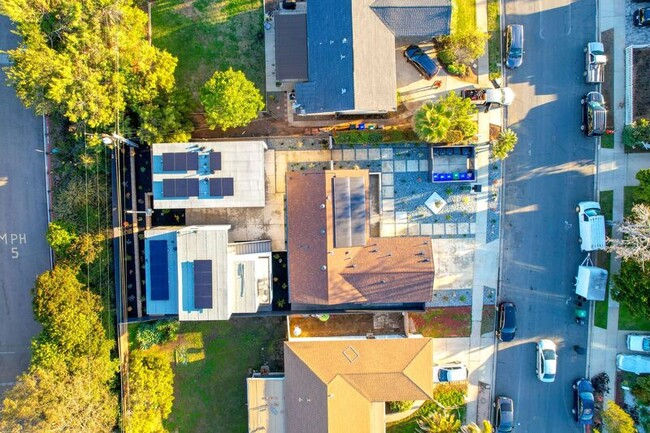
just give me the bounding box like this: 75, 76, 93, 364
497, 0, 598, 431
0, 16, 50, 395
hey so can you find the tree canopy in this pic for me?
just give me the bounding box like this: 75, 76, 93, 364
601, 402, 637, 433
0, 0, 180, 137
612, 259, 650, 319
492, 129, 518, 160
200, 68, 265, 131
123, 351, 174, 433
414, 91, 477, 143
608, 203, 650, 265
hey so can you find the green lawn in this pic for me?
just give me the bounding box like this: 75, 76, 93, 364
487, 0, 501, 80
135, 317, 286, 433
624, 186, 640, 217
619, 305, 650, 331
594, 189, 614, 328
151, 0, 265, 105
601, 133, 614, 149
451, 0, 477, 33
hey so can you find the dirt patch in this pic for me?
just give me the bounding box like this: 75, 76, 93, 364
408, 307, 472, 338
289, 312, 405, 338
633, 47, 650, 121
601, 29, 614, 128
480, 305, 496, 335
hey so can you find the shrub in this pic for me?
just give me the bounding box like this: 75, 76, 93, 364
623, 119, 650, 150
387, 400, 414, 413
432, 383, 466, 409
492, 129, 518, 160
135, 320, 180, 350
437, 49, 456, 66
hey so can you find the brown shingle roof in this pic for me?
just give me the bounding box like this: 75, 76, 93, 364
286, 170, 434, 305
284, 338, 434, 433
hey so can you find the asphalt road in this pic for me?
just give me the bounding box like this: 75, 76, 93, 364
0, 16, 50, 395
496, 0, 598, 431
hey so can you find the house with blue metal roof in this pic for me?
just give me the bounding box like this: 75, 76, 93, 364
144, 225, 272, 321
275, 0, 451, 115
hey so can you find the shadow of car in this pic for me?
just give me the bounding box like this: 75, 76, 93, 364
403, 45, 439, 80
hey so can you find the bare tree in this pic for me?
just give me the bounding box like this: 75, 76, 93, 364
607, 203, 650, 266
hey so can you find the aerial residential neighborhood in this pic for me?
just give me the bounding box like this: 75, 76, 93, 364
2, 0, 650, 432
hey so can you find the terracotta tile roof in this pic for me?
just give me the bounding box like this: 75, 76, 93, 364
284, 338, 434, 433
287, 170, 434, 305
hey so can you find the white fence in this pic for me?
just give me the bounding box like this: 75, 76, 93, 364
625, 45, 650, 125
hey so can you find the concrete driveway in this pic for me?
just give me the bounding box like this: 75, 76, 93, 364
0, 16, 50, 395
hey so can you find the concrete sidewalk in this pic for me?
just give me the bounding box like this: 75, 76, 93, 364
589, 0, 650, 401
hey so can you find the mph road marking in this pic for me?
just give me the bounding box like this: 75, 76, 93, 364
0, 233, 27, 259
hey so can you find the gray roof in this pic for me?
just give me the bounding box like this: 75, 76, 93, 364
275, 13, 308, 81
371, 0, 451, 37
294, 0, 398, 114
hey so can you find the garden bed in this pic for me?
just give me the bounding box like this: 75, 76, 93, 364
408, 307, 472, 337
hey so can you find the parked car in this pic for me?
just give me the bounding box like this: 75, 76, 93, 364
634, 8, 650, 27
403, 45, 439, 80
494, 396, 514, 432
433, 363, 468, 383
584, 42, 607, 84
616, 354, 650, 374
504, 24, 524, 69
580, 92, 607, 137
496, 302, 517, 342
576, 201, 606, 252
536, 339, 557, 382
627, 334, 650, 353
572, 378, 595, 425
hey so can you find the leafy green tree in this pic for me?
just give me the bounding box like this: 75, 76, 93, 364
414, 92, 477, 143
601, 402, 637, 433
438, 30, 490, 65
0, 365, 118, 433
633, 376, 650, 405
612, 259, 650, 320
633, 169, 650, 204
68, 232, 105, 265
31, 266, 115, 379
0, 0, 178, 130
200, 68, 264, 131
46, 221, 77, 257
417, 411, 461, 433
123, 351, 174, 433
492, 129, 518, 160
53, 175, 109, 234
387, 400, 414, 413
134, 88, 194, 144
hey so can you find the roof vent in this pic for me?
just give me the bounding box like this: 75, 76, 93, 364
342, 38, 348, 44
341, 88, 347, 94
380, 279, 387, 284
340, 54, 346, 60
320, 228, 326, 235
371, 249, 378, 253
320, 203, 326, 209
321, 265, 327, 271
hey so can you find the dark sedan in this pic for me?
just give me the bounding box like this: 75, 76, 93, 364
496, 302, 517, 342
403, 45, 439, 80
573, 378, 595, 425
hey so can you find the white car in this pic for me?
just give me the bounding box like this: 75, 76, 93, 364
627, 334, 650, 353
536, 339, 557, 382
576, 201, 606, 251
616, 354, 650, 375
433, 364, 468, 383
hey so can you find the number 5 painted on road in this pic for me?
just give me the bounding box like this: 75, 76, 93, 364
11, 247, 18, 259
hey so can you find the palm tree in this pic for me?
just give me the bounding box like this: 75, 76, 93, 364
492, 129, 518, 160
414, 101, 452, 143
417, 411, 461, 433
461, 420, 493, 433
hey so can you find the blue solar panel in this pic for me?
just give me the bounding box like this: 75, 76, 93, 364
210, 152, 222, 171
149, 240, 169, 301
193, 260, 213, 309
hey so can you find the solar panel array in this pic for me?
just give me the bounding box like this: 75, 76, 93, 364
193, 260, 213, 309
162, 152, 199, 171
149, 240, 170, 300
332, 177, 367, 248
210, 152, 222, 172
209, 177, 234, 197
163, 178, 200, 198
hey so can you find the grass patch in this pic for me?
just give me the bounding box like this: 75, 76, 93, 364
487, 0, 501, 80
624, 186, 640, 217
593, 190, 612, 329
481, 305, 496, 335
594, 284, 609, 329
152, 0, 265, 106
410, 307, 472, 338
601, 132, 614, 149
387, 383, 467, 433
619, 304, 650, 331
136, 317, 286, 433
600, 190, 613, 220
451, 0, 477, 34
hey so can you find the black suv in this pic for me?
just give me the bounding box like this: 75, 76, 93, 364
581, 92, 607, 137
404, 45, 439, 80
572, 378, 595, 425
496, 302, 517, 342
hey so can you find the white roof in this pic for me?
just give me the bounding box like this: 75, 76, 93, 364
247, 377, 286, 433
617, 354, 650, 375
575, 266, 607, 301
152, 141, 267, 209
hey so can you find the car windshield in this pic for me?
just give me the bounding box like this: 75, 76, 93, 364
543, 373, 555, 379
584, 208, 603, 217
542, 349, 556, 360
509, 48, 522, 57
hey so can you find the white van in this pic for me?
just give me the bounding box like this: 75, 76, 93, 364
576, 201, 606, 251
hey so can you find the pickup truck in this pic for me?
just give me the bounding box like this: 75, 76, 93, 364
460, 87, 514, 108
585, 42, 606, 84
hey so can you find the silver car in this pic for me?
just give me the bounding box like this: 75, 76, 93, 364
616, 354, 650, 375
